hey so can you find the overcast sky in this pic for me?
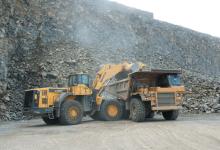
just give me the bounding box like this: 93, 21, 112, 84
110, 0, 220, 38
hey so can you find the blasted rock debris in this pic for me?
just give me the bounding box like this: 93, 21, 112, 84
0, 0, 220, 120
182, 72, 220, 113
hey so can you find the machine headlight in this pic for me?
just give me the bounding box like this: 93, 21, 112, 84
176, 93, 182, 97
34, 94, 38, 100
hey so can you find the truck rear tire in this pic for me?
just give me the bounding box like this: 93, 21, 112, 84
100, 100, 123, 121
130, 98, 146, 122
162, 110, 179, 120
42, 117, 59, 125
59, 100, 83, 125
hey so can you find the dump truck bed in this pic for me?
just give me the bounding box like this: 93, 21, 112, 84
105, 78, 130, 100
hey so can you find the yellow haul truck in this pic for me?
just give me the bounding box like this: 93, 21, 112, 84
104, 69, 185, 121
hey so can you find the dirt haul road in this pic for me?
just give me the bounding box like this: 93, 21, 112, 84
0, 114, 220, 150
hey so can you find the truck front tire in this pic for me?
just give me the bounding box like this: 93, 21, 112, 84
162, 110, 179, 120
59, 100, 83, 125
130, 98, 146, 122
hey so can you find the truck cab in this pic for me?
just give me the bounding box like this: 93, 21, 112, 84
132, 71, 184, 109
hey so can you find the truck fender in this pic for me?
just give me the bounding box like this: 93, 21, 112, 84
54, 93, 74, 117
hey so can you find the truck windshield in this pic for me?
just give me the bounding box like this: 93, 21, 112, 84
168, 74, 181, 86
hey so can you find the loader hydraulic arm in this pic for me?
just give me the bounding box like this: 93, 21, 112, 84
92, 62, 145, 91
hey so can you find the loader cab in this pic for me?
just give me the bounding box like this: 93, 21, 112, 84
68, 74, 91, 87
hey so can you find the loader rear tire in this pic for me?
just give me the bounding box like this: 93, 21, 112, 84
59, 100, 83, 125
42, 117, 59, 125
162, 110, 179, 120
100, 100, 123, 121
130, 98, 146, 122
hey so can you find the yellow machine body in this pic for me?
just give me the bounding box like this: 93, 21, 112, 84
26, 84, 92, 109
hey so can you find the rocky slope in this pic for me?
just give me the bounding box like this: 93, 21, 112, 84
0, 0, 219, 120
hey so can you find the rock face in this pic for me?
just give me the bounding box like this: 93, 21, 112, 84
0, 0, 219, 120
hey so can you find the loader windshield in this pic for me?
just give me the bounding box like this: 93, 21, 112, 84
68, 74, 90, 86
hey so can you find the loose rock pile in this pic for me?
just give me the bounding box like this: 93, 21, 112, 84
182, 73, 220, 113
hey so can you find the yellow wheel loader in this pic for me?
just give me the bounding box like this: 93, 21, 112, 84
24, 73, 93, 125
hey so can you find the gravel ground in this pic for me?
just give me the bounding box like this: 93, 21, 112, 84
0, 114, 220, 150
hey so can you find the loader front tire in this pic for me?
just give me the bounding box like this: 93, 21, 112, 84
59, 100, 83, 125
130, 98, 146, 122
100, 100, 123, 121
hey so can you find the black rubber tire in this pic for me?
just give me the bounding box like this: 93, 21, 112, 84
130, 98, 146, 122
100, 100, 123, 121
146, 112, 155, 118
123, 110, 130, 120
90, 111, 102, 121
42, 117, 59, 125
162, 110, 179, 120
145, 101, 154, 118
120, 101, 130, 119
59, 100, 83, 125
